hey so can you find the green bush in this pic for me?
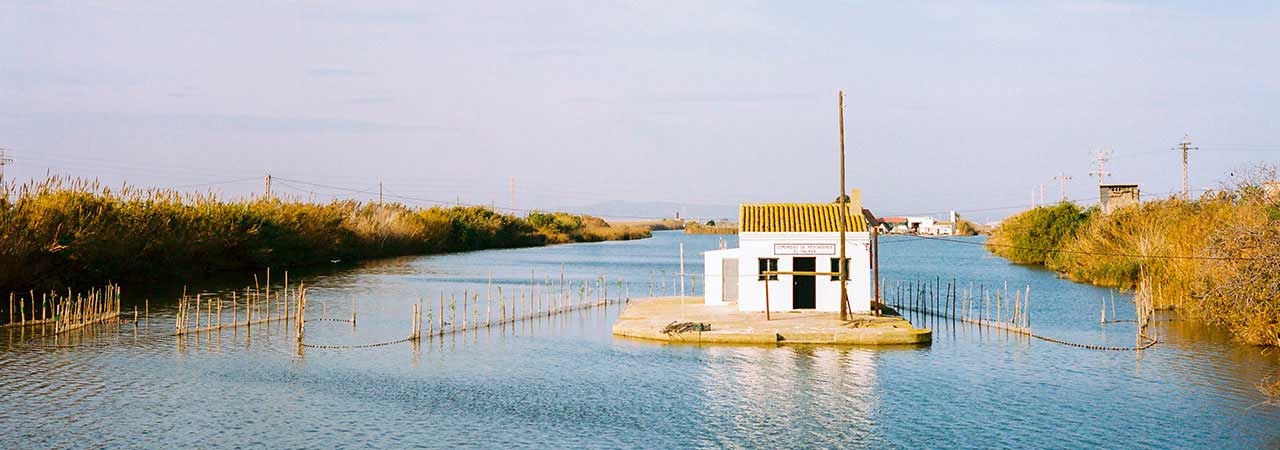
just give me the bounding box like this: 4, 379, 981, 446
986, 203, 1091, 265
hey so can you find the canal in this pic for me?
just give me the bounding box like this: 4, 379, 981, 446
2, 230, 1277, 448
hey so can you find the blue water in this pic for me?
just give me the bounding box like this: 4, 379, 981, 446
2, 230, 1277, 448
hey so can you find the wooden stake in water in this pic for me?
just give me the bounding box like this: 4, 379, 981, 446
266, 268, 271, 325
679, 242, 686, 299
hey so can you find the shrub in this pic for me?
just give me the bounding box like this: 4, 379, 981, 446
986, 202, 1090, 265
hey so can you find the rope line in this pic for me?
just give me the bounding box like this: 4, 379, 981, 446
894, 303, 1159, 352
299, 297, 629, 350
305, 318, 354, 323
300, 337, 412, 349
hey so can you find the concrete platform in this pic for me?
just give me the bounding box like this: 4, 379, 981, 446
612, 297, 932, 346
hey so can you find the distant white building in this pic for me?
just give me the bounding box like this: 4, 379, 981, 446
917, 211, 959, 235
703, 197, 872, 313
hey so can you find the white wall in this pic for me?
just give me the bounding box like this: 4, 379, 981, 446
702, 248, 738, 305
727, 232, 872, 313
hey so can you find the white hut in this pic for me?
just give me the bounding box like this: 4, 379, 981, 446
703, 197, 872, 313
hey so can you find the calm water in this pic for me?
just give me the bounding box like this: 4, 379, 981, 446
2, 230, 1278, 448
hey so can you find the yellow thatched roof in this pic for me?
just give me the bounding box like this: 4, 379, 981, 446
740, 203, 868, 233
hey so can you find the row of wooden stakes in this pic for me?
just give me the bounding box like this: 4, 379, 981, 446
405, 273, 627, 341
175, 269, 309, 336
886, 277, 1033, 333
646, 270, 698, 298
3, 284, 123, 334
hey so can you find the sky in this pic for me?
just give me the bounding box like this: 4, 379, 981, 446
3, 1, 1279, 222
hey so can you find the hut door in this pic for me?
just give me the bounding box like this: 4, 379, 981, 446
722, 258, 738, 302
792, 257, 816, 309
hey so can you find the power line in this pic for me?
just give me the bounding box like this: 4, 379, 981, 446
1089, 148, 1112, 185
881, 186, 1205, 219
1174, 134, 1198, 200
889, 234, 1277, 261
0, 148, 12, 179
166, 176, 261, 190
272, 176, 678, 220
1052, 173, 1072, 203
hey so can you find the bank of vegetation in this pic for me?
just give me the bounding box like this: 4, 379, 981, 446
684, 221, 738, 234
987, 172, 1280, 350
611, 218, 686, 231
0, 177, 651, 293
954, 219, 982, 236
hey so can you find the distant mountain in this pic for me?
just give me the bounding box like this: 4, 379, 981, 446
565, 200, 738, 222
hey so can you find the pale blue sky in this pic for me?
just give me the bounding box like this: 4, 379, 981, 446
3, 1, 1278, 221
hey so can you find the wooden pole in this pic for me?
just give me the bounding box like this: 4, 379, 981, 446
873, 228, 880, 316
195, 294, 202, 333
1024, 284, 1031, 328
764, 272, 772, 321
838, 90, 849, 321
680, 242, 685, 320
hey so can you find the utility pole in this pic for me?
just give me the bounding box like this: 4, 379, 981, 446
263, 174, 271, 198
1039, 183, 1045, 206
379, 181, 383, 205
0, 148, 12, 180
837, 90, 850, 321
1052, 173, 1072, 203
1174, 134, 1197, 199
1089, 148, 1112, 185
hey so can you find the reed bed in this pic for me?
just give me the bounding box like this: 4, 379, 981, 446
683, 223, 738, 235
987, 174, 1280, 347
526, 212, 651, 243
0, 176, 649, 295
988, 170, 1280, 397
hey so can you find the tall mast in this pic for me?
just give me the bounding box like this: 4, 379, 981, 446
838, 91, 849, 321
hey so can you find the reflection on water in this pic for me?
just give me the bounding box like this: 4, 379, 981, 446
1, 231, 1278, 448
696, 346, 884, 447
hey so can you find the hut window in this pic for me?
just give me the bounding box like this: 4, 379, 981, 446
829, 258, 850, 281
757, 258, 778, 281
